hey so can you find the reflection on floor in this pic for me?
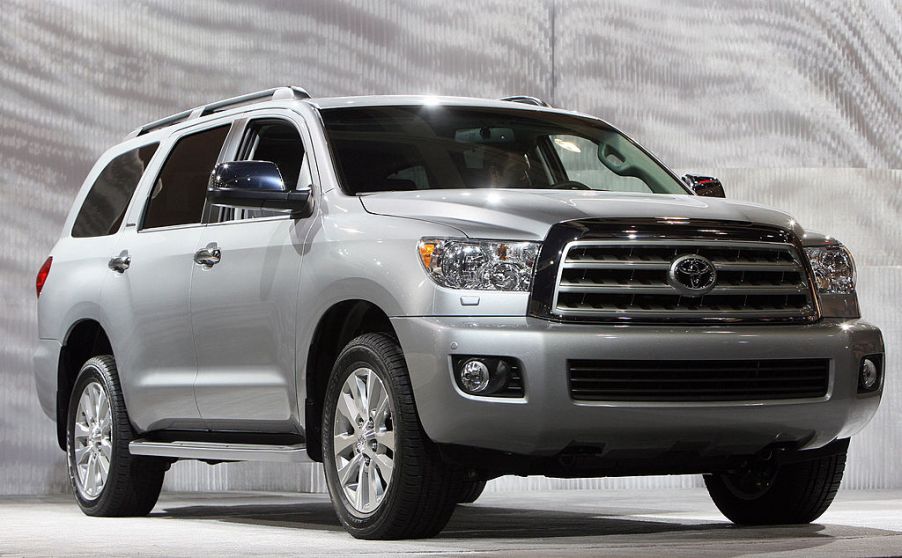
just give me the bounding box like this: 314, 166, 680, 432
1, 488, 901, 556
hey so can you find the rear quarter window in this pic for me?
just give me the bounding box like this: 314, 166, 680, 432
71, 143, 159, 238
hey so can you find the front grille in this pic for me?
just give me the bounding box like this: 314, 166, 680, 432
552, 239, 816, 322
568, 358, 830, 402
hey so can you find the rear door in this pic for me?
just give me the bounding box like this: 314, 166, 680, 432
102, 122, 231, 432
189, 112, 316, 433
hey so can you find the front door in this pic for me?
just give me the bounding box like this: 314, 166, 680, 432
190, 115, 315, 433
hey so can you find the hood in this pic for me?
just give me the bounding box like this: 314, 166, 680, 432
359, 189, 803, 240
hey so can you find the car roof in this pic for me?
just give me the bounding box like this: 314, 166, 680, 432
125, 88, 604, 143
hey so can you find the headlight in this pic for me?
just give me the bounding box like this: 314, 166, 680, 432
417, 238, 540, 291
804, 242, 860, 319
804, 244, 856, 294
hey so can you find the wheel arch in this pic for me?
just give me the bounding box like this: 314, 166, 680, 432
55, 319, 114, 450
303, 299, 397, 462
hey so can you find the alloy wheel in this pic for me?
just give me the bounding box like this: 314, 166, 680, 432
332, 367, 395, 514
72, 381, 113, 500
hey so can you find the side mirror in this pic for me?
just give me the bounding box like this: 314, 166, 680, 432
207, 161, 310, 212
683, 174, 725, 198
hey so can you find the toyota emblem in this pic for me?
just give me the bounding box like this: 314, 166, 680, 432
668, 254, 717, 296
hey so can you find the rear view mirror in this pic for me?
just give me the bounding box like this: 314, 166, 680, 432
683, 174, 726, 198
454, 127, 515, 144
207, 161, 310, 212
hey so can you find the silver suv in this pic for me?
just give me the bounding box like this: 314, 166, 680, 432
34, 87, 884, 539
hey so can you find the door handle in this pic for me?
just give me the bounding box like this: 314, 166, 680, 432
194, 247, 222, 267
108, 253, 130, 273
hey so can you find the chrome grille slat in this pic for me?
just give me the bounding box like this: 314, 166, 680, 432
562, 261, 672, 269
562, 261, 803, 272
558, 283, 807, 295
714, 262, 802, 272
552, 238, 816, 321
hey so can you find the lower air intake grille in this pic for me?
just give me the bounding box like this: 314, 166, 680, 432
568, 358, 830, 402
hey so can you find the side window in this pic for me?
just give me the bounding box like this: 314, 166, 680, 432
142, 125, 229, 229
550, 134, 650, 193
71, 143, 158, 237
214, 119, 309, 222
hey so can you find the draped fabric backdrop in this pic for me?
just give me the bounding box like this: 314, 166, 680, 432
1, 0, 899, 495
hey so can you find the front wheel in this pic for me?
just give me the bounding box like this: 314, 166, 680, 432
704, 440, 848, 525
322, 333, 463, 539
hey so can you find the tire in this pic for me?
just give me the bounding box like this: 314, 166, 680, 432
457, 480, 487, 504
66, 355, 167, 516
704, 441, 848, 525
322, 333, 463, 539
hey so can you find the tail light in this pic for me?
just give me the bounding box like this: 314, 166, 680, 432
36, 256, 52, 298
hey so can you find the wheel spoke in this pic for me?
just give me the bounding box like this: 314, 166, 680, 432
99, 439, 113, 461
90, 384, 102, 416
96, 452, 110, 477
372, 391, 389, 428
97, 391, 110, 427
355, 459, 366, 511
78, 462, 89, 489
354, 373, 369, 419
337, 392, 359, 426
333, 433, 356, 455
373, 454, 394, 482
74, 445, 92, 465
375, 430, 395, 452
93, 386, 105, 424
73, 421, 90, 439
85, 453, 97, 495
79, 392, 95, 422
365, 370, 380, 415
338, 454, 362, 486
367, 462, 379, 506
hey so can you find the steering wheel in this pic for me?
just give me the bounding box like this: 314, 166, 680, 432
550, 180, 592, 191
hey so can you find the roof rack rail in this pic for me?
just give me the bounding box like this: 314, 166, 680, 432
499, 95, 550, 107
127, 86, 311, 138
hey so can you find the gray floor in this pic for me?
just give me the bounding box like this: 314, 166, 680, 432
1, 488, 901, 557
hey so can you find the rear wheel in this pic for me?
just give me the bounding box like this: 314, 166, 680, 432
66, 355, 167, 516
704, 440, 848, 525
322, 333, 463, 539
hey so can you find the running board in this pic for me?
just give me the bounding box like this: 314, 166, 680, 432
129, 440, 309, 463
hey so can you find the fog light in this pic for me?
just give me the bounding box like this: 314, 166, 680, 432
859, 357, 881, 392
460, 359, 490, 393
452, 356, 525, 397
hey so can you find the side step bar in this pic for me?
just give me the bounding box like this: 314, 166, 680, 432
129, 440, 309, 463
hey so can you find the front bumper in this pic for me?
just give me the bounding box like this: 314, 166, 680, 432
392, 317, 883, 459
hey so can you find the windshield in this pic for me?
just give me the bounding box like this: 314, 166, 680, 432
321, 105, 689, 195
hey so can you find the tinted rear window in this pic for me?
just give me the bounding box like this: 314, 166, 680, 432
71, 143, 158, 238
